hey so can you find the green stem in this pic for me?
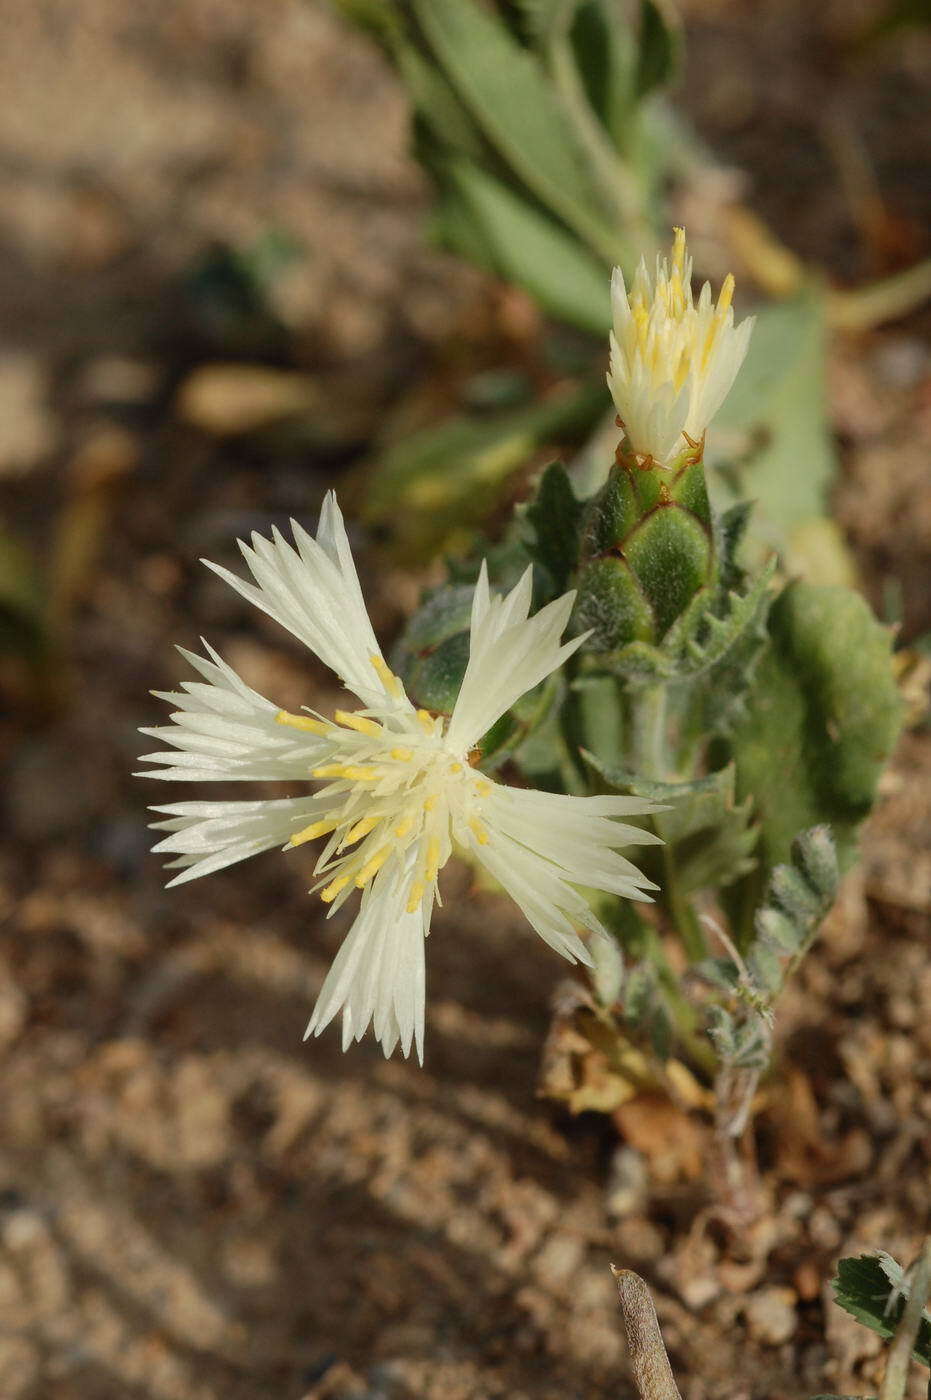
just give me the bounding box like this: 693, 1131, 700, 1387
629, 682, 667, 781
660, 848, 708, 961
630, 682, 709, 962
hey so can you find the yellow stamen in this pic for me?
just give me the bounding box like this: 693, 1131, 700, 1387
345, 817, 378, 845
468, 817, 489, 846
394, 817, 414, 839
312, 764, 377, 781
370, 654, 402, 699
476, 780, 492, 797
355, 846, 390, 888
450, 762, 463, 774
390, 747, 412, 761
425, 837, 441, 881
416, 709, 434, 733
406, 882, 424, 914
276, 710, 329, 735
334, 709, 380, 737
320, 875, 350, 903
423, 795, 438, 812
289, 818, 338, 847
672, 226, 686, 274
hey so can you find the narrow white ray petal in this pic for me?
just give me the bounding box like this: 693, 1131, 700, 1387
472, 831, 594, 966
469, 558, 491, 635
137, 645, 324, 782
149, 796, 324, 885
203, 506, 405, 709
447, 585, 581, 751
484, 786, 660, 899
305, 858, 427, 1063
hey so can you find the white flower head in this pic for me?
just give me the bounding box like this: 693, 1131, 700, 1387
139, 494, 662, 1062
607, 227, 754, 466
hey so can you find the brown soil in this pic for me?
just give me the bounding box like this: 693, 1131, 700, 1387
0, 3, 929, 1398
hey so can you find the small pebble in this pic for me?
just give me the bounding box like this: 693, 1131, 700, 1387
743, 1286, 798, 1346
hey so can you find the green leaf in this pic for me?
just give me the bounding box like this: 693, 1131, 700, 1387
521, 461, 584, 594
363, 380, 609, 560
570, 0, 638, 146
583, 756, 758, 893
329, 0, 404, 42
439, 158, 611, 333
729, 581, 902, 872
515, 0, 581, 42
831, 1254, 931, 1368
665, 557, 776, 679
635, 0, 681, 98
400, 44, 488, 161
412, 0, 619, 258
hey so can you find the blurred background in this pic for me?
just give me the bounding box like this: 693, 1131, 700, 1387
0, 2, 929, 1397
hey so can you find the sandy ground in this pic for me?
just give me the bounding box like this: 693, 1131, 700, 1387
0, 2, 930, 1397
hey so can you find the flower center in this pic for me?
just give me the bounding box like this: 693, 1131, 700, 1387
275, 657, 492, 914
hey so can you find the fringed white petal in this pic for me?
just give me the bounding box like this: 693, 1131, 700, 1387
203, 491, 404, 709
447, 570, 583, 751
305, 858, 427, 1063
137, 643, 325, 782
149, 795, 326, 885
483, 786, 662, 900
471, 829, 596, 966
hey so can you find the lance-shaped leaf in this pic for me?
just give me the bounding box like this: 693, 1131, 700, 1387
635, 0, 682, 99
411, 0, 621, 260
583, 757, 758, 894
437, 158, 612, 334
520, 460, 584, 595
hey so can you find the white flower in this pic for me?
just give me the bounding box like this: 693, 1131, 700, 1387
607, 227, 754, 466
139, 493, 661, 1062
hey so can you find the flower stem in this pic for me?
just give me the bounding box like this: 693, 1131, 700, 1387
629, 683, 708, 963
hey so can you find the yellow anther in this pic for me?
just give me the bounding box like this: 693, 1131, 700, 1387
672, 226, 686, 273
276, 710, 329, 735
370, 654, 402, 699
394, 817, 414, 839
390, 747, 413, 762
717, 272, 735, 316
450, 762, 463, 774
334, 709, 380, 737
288, 818, 338, 847
320, 875, 350, 903
406, 882, 424, 914
416, 709, 434, 733
355, 846, 390, 888
312, 764, 377, 781
425, 837, 441, 881
423, 795, 438, 813
475, 780, 492, 797
345, 817, 378, 845
468, 817, 489, 846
